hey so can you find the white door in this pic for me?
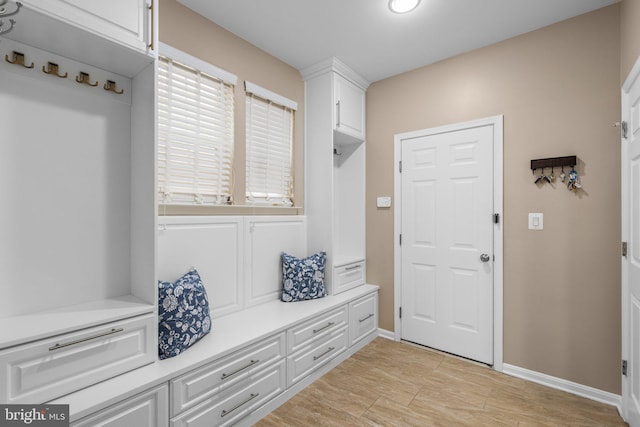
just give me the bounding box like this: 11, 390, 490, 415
622, 57, 640, 427
400, 124, 494, 365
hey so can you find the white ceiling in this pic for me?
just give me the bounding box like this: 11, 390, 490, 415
177, 0, 619, 83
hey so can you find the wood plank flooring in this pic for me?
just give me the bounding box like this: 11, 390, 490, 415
256, 338, 627, 426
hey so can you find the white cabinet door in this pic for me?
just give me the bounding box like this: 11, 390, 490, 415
72, 385, 169, 427
349, 293, 378, 345
23, 0, 152, 54
333, 74, 365, 141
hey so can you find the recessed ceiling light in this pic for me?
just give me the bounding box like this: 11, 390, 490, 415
389, 0, 421, 14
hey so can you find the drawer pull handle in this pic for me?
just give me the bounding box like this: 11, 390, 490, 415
359, 313, 374, 323
221, 359, 260, 380
313, 322, 335, 334
313, 346, 336, 361
345, 264, 361, 271
48, 328, 124, 351
221, 392, 259, 418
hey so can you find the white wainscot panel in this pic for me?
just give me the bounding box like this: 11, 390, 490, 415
158, 217, 243, 318
245, 216, 307, 308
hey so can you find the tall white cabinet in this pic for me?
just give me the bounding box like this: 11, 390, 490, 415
303, 58, 370, 295
0, 0, 158, 409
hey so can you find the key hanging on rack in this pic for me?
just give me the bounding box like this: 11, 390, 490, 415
567, 167, 582, 192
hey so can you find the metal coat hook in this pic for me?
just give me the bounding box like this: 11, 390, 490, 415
75, 72, 98, 87
5, 51, 33, 68
0, 1, 22, 18
42, 62, 68, 78
103, 80, 124, 94
0, 18, 15, 35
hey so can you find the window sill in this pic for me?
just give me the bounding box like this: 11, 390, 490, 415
159, 204, 304, 216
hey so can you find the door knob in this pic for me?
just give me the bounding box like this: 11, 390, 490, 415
480, 253, 491, 263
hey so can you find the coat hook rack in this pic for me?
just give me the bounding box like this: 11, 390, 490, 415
530, 155, 576, 172
75, 71, 98, 87
5, 51, 33, 68
103, 80, 124, 94
42, 62, 68, 78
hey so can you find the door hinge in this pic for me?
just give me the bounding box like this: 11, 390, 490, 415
494, 213, 500, 224
623, 360, 628, 376
399, 161, 402, 173
399, 234, 402, 246
399, 307, 402, 319
623, 121, 628, 139
623, 241, 628, 258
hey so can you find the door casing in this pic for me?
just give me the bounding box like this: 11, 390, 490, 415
393, 115, 504, 372
621, 55, 640, 424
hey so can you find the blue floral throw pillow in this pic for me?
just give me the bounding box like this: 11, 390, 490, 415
281, 251, 328, 302
158, 268, 211, 360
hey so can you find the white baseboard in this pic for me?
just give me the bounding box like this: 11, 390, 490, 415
502, 363, 622, 413
377, 328, 396, 340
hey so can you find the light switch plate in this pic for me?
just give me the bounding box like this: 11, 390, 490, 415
377, 196, 392, 208
528, 213, 543, 230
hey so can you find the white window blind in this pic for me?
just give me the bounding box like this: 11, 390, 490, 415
245, 82, 297, 206
157, 50, 236, 205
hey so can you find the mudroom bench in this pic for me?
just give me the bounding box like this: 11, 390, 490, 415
51, 284, 379, 426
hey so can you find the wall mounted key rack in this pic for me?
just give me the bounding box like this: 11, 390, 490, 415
530, 155, 576, 171
530, 155, 581, 191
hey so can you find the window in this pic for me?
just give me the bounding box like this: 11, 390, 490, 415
157, 44, 237, 205
245, 82, 297, 206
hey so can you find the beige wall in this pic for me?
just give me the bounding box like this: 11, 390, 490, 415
621, 0, 640, 82
366, 5, 621, 393
159, 0, 304, 208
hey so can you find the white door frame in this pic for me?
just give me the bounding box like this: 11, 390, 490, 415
393, 115, 504, 371
621, 55, 640, 423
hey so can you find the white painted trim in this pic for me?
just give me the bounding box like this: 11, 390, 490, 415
158, 42, 238, 85
393, 115, 504, 371
503, 363, 622, 413
300, 57, 370, 90
393, 136, 402, 342
377, 328, 396, 341
245, 81, 298, 111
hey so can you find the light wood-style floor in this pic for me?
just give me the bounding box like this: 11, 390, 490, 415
256, 338, 627, 426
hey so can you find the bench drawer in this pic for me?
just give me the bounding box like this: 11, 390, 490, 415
71, 384, 169, 427
349, 293, 378, 345
287, 326, 348, 387
287, 306, 347, 354
0, 314, 155, 404
170, 333, 285, 416
171, 360, 286, 427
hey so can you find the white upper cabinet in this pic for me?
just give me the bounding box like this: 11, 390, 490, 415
5, 0, 156, 77
23, 0, 152, 54
333, 73, 365, 142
